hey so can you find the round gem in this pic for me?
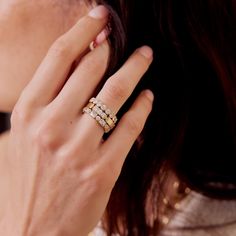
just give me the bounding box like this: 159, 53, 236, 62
101, 105, 106, 110
96, 116, 101, 121
84, 108, 91, 113
97, 102, 102, 107
105, 109, 111, 115
91, 111, 97, 118
99, 119, 106, 127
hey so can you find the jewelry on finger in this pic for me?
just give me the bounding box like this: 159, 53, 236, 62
89, 41, 97, 51
82, 97, 118, 133
89, 97, 118, 123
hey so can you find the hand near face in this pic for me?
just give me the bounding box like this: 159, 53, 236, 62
1, 5, 154, 236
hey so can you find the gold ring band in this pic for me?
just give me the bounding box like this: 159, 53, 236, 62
82, 97, 118, 133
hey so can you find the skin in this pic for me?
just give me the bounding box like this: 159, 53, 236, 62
0, 1, 154, 235
0, 0, 90, 111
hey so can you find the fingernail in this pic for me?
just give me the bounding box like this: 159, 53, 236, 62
139, 46, 153, 59
95, 28, 110, 45
144, 90, 154, 102
88, 5, 109, 19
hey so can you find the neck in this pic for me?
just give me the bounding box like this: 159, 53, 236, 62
0, 131, 9, 161
0, 131, 10, 221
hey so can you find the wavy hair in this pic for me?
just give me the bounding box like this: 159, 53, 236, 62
88, 0, 236, 235
0, 0, 235, 235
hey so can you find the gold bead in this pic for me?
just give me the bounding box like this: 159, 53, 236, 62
185, 187, 191, 194
173, 181, 180, 189
163, 198, 168, 205
174, 203, 180, 209
87, 102, 95, 109
89, 41, 96, 51
162, 216, 169, 225
105, 117, 115, 127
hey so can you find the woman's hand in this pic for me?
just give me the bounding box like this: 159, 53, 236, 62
1, 5, 153, 236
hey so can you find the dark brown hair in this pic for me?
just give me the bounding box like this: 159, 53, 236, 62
92, 0, 236, 235
1, 0, 235, 235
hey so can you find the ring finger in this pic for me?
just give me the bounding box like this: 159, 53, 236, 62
80, 45, 153, 138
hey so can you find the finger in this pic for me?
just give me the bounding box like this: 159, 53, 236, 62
20, 5, 109, 107
50, 41, 110, 118
99, 90, 154, 175
80, 46, 153, 138
96, 46, 153, 114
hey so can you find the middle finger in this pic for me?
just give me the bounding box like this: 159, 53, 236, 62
49, 41, 110, 118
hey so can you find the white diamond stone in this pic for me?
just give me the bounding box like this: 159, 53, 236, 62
99, 119, 106, 127
105, 109, 111, 115
84, 108, 91, 113
96, 116, 101, 121
101, 105, 106, 110
90, 111, 97, 118
93, 106, 98, 112
97, 102, 102, 107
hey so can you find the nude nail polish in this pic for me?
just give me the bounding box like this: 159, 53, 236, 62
88, 5, 109, 19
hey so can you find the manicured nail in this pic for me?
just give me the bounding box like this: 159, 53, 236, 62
88, 5, 109, 19
139, 46, 153, 59
95, 28, 110, 45
144, 90, 154, 102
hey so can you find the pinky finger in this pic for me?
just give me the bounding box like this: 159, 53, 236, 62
99, 90, 154, 171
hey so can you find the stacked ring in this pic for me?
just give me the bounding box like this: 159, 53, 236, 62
82, 97, 118, 133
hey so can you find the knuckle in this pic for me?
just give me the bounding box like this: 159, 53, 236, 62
49, 38, 71, 58
104, 79, 127, 100
33, 123, 57, 150
123, 113, 143, 135
11, 104, 31, 129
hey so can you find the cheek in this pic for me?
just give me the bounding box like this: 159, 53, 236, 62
0, 1, 88, 111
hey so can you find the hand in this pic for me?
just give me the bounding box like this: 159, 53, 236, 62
1, 5, 153, 236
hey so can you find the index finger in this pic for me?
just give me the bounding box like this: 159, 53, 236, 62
21, 5, 109, 107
